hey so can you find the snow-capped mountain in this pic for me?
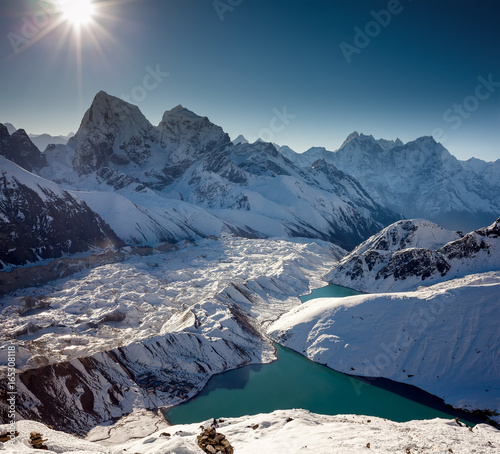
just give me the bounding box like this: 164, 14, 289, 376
280, 134, 500, 232
339, 131, 405, 151
232, 134, 248, 145
269, 219, 500, 421
325, 217, 500, 293
0, 124, 47, 172
1, 122, 73, 152
2, 90, 500, 449
0, 156, 123, 269
67, 92, 231, 188
69, 91, 160, 177
12, 91, 398, 251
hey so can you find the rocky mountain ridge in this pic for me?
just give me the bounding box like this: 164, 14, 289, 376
0, 122, 73, 152
0, 124, 47, 173
326, 217, 500, 292
0, 156, 123, 269
1, 90, 498, 265
0, 91, 399, 256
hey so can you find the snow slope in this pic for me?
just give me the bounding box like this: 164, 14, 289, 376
326, 217, 500, 293
269, 272, 500, 420
76, 189, 234, 244
2, 410, 499, 453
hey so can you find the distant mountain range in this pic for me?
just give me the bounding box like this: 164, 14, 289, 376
278, 132, 500, 232
0, 91, 498, 267
3, 122, 73, 152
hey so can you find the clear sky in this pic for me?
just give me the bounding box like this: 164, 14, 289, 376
1, 0, 499, 161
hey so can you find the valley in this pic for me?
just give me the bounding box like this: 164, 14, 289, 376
0, 91, 498, 453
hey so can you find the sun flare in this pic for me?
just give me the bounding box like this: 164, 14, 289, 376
60, 0, 95, 27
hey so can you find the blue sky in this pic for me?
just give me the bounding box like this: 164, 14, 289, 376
1, 0, 499, 161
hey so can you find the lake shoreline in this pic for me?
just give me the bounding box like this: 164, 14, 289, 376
163, 342, 493, 428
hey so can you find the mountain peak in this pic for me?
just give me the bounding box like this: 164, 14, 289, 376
0, 124, 46, 172
2, 122, 17, 135
161, 105, 202, 122
412, 135, 438, 146
158, 104, 230, 159
12, 128, 30, 140
72, 91, 152, 141
233, 134, 248, 145
70, 92, 155, 174
89, 90, 132, 113
340, 131, 360, 148
89, 91, 141, 118
339, 132, 406, 152
0, 123, 10, 138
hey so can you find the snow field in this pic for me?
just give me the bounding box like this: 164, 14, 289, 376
2, 409, 499, 453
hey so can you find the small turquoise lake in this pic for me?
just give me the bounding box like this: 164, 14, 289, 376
164, 285, 480, 426
299, 283, 361, 302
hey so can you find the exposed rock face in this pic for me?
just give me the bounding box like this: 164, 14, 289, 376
70, 91, 158, 175
0, 124, 47, 172
158, 105, 231, 161
69, 92, 231, 186
326, 217, 500, 292
0, 156, 123, 269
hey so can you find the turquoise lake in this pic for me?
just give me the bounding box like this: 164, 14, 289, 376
299, 283, 361, 302
164, 285, 480, 426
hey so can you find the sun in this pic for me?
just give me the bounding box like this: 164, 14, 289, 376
59, 0, 95, 27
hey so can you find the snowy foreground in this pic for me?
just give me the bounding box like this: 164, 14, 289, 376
1, 409, 500, 453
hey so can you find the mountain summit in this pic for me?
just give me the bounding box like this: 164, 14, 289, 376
70, 91, 156, 174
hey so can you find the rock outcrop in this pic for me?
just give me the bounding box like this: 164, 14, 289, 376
326, 217, 500, 292
0, 124, 47, 173
197, 426, 233, 454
